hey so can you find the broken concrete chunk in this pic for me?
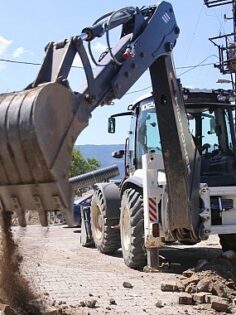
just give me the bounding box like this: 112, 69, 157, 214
207, 295, 228, 305
109, 298, 117, 305
161, 281, 179, 292
211, 298, 229, 312
123, 281, 133, 289
155, 300, 164, 308
179, 293, 193, 305
85, 300, 97, 308
211, 284, 228, 298
185, 283, 197, 294
196, 279, 213, 293
182, 275, 199, 288
182, 269, 194, 278
193, 292, 207, 304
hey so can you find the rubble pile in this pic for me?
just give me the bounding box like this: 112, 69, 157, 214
161, 256, 236, 313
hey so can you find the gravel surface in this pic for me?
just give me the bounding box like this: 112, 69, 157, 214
1, 224, 235, 315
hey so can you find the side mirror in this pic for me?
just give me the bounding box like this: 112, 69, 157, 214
112, 150, 125, 159
108, 117, 116, 133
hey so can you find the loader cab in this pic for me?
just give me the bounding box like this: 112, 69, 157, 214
184, 89, 236, 186
108, 94, 161, 177
109, 89, 236, 183
127, 95, 161, 174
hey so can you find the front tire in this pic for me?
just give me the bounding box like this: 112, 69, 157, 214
120, 188, 146, 269
91, 189, 120, 254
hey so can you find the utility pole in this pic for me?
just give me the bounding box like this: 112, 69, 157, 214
204, 0, 236, 91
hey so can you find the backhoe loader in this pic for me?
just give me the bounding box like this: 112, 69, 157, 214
0, 2, 236, 270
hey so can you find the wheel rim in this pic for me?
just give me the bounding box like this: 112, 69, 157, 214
92, 204, 103, 240
121, 205, 131, 252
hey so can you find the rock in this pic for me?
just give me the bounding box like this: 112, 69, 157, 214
182, 270, 194, 278
0, 304, 16, 315
106, 306, 111, 310
123, 281, 133, 289
193, 292, 207, 304
185, 283, 197, 294
211, 283, 228, 298
182, 275, 199, 288
161, 281, 181, 292
211, 298, 229, 312
179, 275, 188, 281
155, 300, 164, 308
196, 279, 213, 293
207, 295, 228, 304
109, 299, 116, 305
85, 300, 97, 308
179, 293, 193, 305
80, 301, 86, 307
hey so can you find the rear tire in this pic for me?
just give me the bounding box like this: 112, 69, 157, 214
91, 189, 120, 254
219, 234, 236, 252
120, 188, 146, 269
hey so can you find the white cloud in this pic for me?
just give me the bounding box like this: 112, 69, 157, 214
0, 36, 13, 57
12, 46, 26, 58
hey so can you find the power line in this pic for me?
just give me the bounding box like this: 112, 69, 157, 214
0, 56, 217, 97
184, 4, 204, 65
0, 57, 215, 71
178, 55, 218, 76
0, 58, 84, 69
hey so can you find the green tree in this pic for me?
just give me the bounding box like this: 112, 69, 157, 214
70, 148, 101, 177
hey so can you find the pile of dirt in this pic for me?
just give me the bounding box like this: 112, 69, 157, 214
179, 256, 236, 311
192, 257, 236, 299
161, 255, 236, 312
0, 212, 41, 314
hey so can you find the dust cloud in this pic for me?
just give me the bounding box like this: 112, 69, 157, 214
0, 211, 41, 315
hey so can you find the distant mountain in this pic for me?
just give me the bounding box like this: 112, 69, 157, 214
75, 144, 125, 179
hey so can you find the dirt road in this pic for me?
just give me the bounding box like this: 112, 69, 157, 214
12, 225, 235, 314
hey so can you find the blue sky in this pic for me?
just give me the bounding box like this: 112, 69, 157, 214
0, 0, 234, 145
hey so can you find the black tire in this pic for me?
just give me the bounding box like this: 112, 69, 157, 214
219, 234, 236, 252
91, 189, 120, 254
120, 188, 146, 269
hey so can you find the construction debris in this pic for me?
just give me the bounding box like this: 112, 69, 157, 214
161, 255, 236, 313
123, 281, 133, 289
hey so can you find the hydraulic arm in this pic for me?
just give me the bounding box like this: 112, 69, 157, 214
0, 2, 180, 226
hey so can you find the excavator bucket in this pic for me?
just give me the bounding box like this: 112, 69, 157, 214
0, 83, 78, 226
